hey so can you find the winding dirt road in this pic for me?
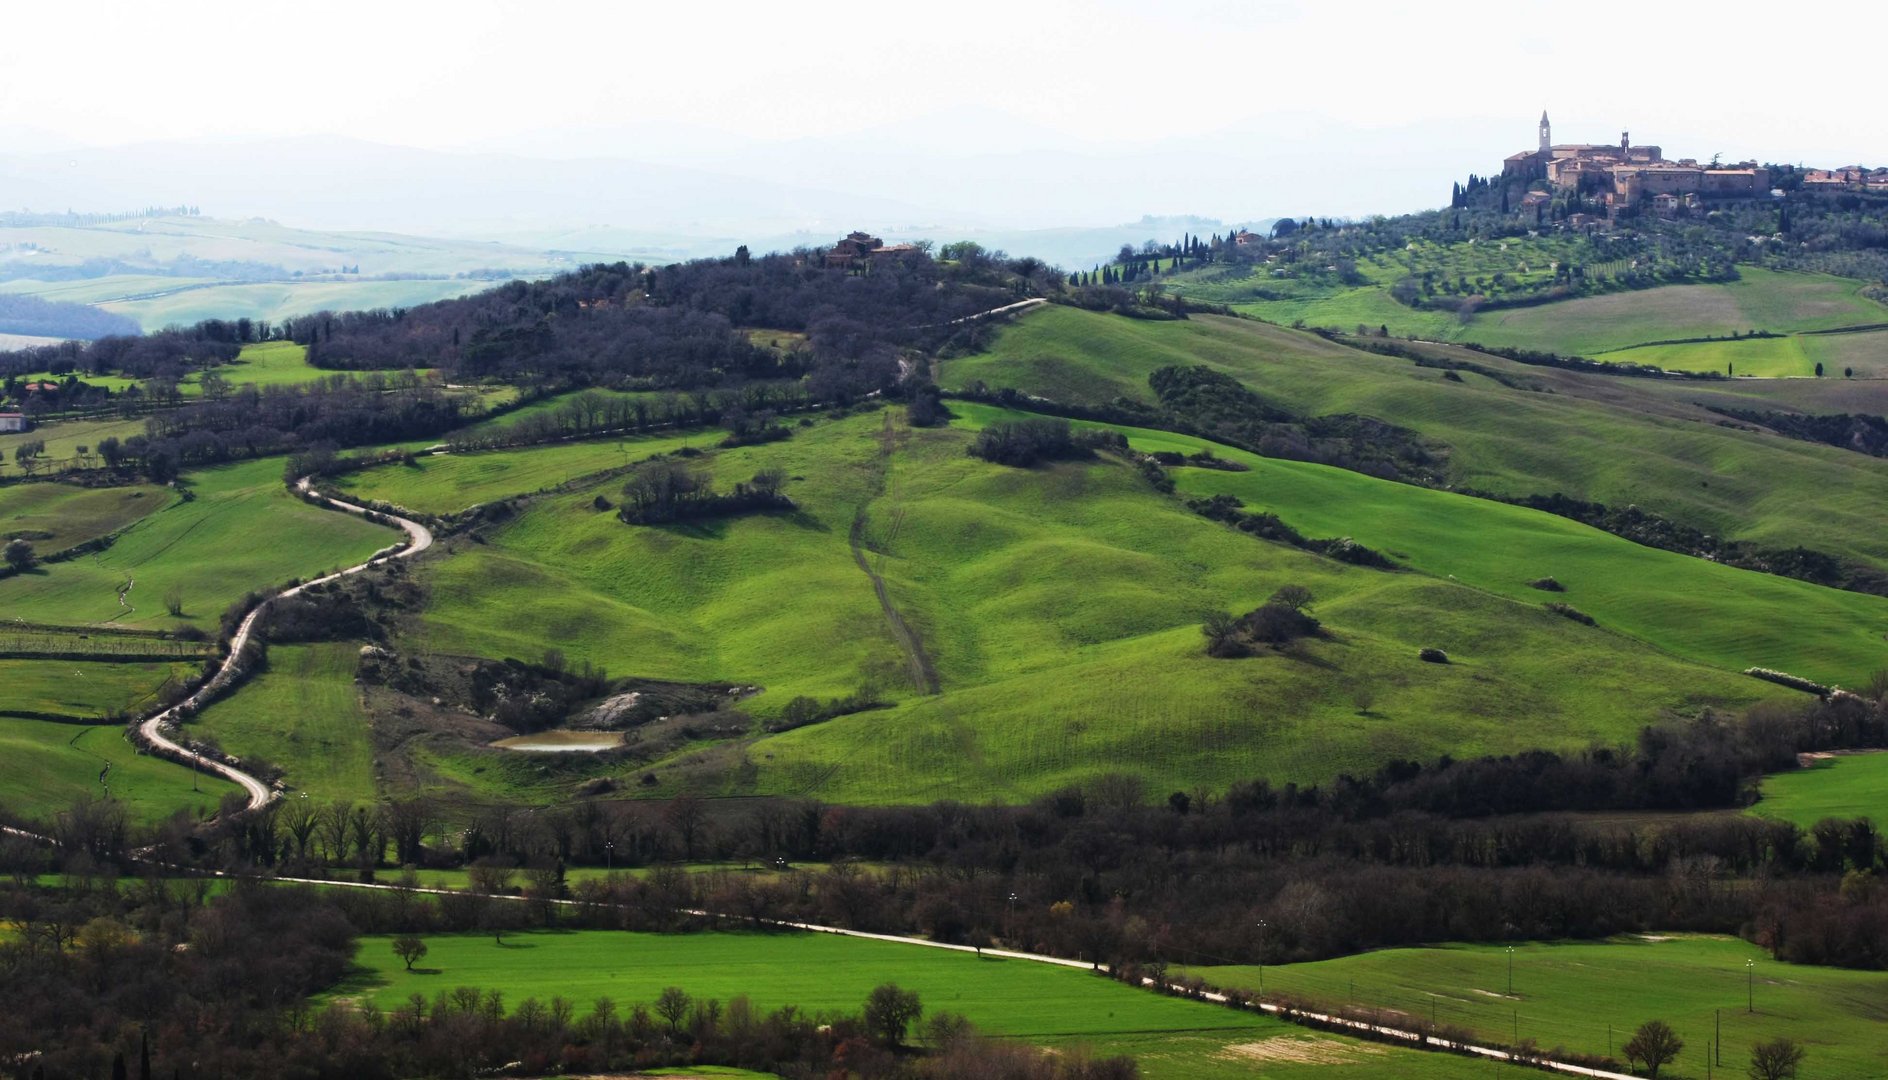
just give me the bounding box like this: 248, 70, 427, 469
133, 481, 432, 812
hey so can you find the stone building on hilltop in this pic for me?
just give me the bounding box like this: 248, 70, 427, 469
1501, 113, 1771, 216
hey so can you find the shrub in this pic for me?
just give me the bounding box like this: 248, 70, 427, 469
1419, 648, 1450, 664
1545, 602, 1596, 626
1529, 576, 1565, 591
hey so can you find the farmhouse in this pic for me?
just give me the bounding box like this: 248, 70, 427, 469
824, 231, 920, 271
0, 411, 25, 433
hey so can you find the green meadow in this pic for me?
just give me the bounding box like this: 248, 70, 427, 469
334, 427, 725, 516
182, 340, 429, 393
0, 480, 170, 550
364, 410, 1778, 804
0, 415, 151, 475
192, 642, 378, 804
1750, 752, 1888, 828
339, 929, 1515, 1079
952, 401, 1888, 689
945, 304, 1888, 573
1607, 328, 1888, 379
1167, 256, 1887, 374
0, 657, 194, 720
0, 717, 235, 823
0, 456, 390, 632
1190, 935, 1888, 1079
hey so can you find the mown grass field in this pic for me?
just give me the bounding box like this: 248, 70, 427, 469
0, 480, 170, 550
339, 930, 1517, 1079
192, 642, 377, 804
373, 409, 1781, 804
334, 428, 726, 516
0, 657, 194, 720
0, 717, 235, 823
0, 456, 390, 632
1191, 935, 1888, 1079
945, 305, 1888, 574
1750, 752, 1888, 828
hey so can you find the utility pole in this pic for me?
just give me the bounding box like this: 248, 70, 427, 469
1747, 959, 1755, 1013
1507, 945, 1515, 995
1716, 1009, 1721, 1064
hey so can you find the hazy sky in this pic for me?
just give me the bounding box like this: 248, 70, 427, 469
4, 0, 1883, 228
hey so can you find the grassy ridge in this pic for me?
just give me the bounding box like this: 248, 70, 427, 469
1750, 753, 1888, 828
98, 279, 491, 333
945, 305, 1888, 573
335, 428, 726, 516
0, 481, 170, 550
949, 401, 1888, 689
340, 929, 1510, 1079
0, 717, 235, 823
0, 456, 390, 631
192, 642, 378, 804
1190, 935, 1888, 1079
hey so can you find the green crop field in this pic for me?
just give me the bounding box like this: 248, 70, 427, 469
338, 929, 1514, 1079
0, 716, 235, 823
1190, 934, 1888, 1079
0, 657, 194, 720
192, 642, 377, 804
334, 428, 726, 516
1750, 752, 1888, 828
0, 480, 170, 550
391, 409, 1789, 805
945, 305, 1888, 574
0, 456, 391, 632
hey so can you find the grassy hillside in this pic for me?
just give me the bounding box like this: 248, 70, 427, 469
1750, 752, 1888, 828
0, 717, 235, 823
335, 427, 725, 516
1165, 256, 1887, 375
0, 456, 390, 631
1190, 935, 1888, 1079
944, 305, 1888, 573
359, 410, 1778, 804
0, 480, 170, 550
0, 657, 194, 720
192, 642, 378, 804
0, 415, 151, 475
957, 402, 1888, 688
341, 929, 1516, 1080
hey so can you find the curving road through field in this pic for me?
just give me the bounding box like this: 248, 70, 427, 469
133, 480, 432, 812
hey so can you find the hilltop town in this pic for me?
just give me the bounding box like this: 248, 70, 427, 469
1493, 112, 1886, 224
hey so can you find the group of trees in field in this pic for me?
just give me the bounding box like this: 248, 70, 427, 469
967, 417, 1124, 467
617, 457, 792, 524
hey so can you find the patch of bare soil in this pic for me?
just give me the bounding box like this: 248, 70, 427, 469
1217, 1035, 1386, 1065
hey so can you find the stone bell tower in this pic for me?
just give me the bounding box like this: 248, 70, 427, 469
1539, 111, 1552, 155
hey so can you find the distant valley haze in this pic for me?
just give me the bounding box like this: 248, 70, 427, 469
4, 0, 1881, 267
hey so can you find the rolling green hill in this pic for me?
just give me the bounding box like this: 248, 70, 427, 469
191, 642, 378, 804
353, 409, 1784, 805
0, 480, 170, 550
1750, 752, 1888, 828
943, 305, 1888, 575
